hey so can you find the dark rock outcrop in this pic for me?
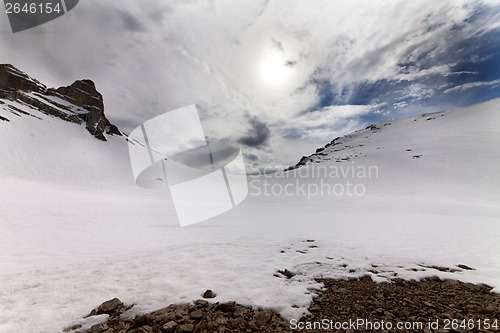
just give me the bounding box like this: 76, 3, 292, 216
0, 64, 46, 93
0, 64, 121, 141
47, 79, 121, 140
52, 80, 104, 113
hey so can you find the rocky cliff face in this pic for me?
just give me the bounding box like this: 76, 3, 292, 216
0, 64, 121, 141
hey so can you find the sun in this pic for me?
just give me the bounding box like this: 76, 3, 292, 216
259, 52, 291, 87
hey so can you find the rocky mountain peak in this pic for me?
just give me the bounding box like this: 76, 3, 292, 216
0, 64, 121, 140
51, 79, 104, 113
0, 64, 46, 93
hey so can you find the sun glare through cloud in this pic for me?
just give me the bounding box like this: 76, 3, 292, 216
259, 51, 292, 87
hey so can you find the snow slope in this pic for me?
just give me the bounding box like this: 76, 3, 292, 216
0, 98, 499, 332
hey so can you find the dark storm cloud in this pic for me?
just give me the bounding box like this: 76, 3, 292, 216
303, 2, 500, 126
118, 10, 147, 32
238, 113, 270, 148
244, 153, 259, 161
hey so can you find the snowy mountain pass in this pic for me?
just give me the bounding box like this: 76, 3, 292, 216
1, 98, 499, 332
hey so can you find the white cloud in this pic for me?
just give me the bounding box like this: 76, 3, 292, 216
0, 0, 498, 168
444, 79, 500, 93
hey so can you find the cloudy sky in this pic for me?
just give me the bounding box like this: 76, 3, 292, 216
1, 0, 499, 170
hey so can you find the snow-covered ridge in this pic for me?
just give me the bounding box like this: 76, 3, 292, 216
286, 108, 470, 170
285, 98, 497, 198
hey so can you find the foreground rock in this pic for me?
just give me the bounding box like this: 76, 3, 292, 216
69, 277, 500, 333
296, 276, 500, 333
77, 298, 290, 333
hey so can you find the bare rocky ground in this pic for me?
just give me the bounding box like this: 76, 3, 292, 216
66, 277, 500, 333
297, 276, 500, 333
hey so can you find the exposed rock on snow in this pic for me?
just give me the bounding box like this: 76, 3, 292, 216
202, 290, 216, 299
97, 298, 125, 315
77, 298, 290, 333
68, 276, 500, 333
49, 79, 121, 140
0, 64, 121, 140
0, 64, 45, 93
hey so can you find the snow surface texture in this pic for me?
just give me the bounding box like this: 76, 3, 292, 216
0, 98, 499, 332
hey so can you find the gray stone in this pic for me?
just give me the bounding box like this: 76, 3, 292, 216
161, 321, 177, 332
97, 298, 124, 315
217, 301, 236, 312
135, 326, 153, 333
190, 309, 203, 319
90, 323, 109, 333
195, 299, 209, 308
254, 312, 272, 327
457, 264, 474, 270
178, 323, 194, 332
202, 289, 216, 299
